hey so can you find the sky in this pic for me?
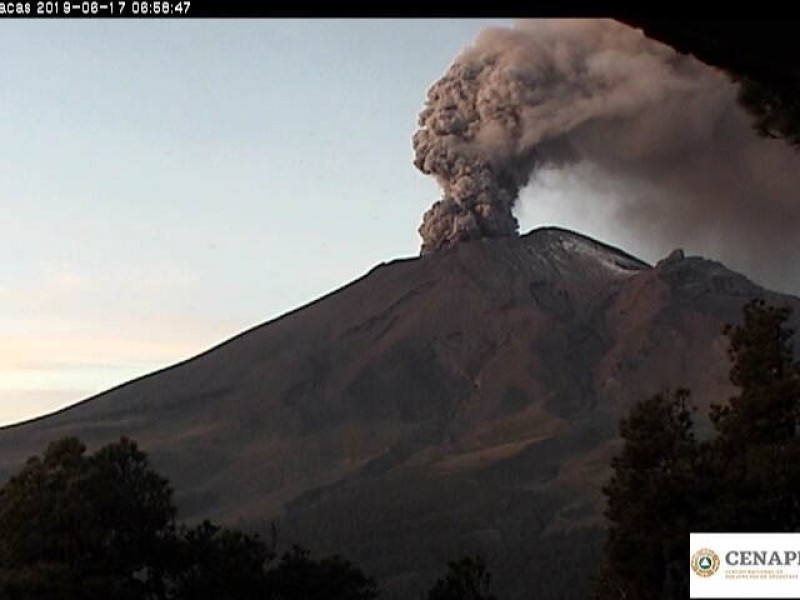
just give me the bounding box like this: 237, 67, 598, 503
0, 19, 513, 426
1, 19, 792, 427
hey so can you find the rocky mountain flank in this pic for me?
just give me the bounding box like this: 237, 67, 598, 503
2, 227, 797, 598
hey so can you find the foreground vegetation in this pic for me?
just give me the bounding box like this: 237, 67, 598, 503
0, 435, 496, 599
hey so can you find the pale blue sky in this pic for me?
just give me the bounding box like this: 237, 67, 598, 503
0, 19, 696, 426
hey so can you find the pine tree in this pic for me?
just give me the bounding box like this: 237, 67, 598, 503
593, 389, 697, 600
708, 299, 800, 532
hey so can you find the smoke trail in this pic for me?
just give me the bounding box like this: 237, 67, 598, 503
413, 19, 800, 292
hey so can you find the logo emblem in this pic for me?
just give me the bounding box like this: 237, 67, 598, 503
691, 548, 721, 577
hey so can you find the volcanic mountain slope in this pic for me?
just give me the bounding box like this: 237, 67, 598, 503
1, 227, 797, 598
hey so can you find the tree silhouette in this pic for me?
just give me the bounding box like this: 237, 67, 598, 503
0, 437, 382, 600
592, 389, 698, 600
168, 520, 272, 600
0, 436, 175, 599
712, 300, 799, 444
264, 545, 378, 600
425, 555, 496, 600
708, 299, 800, 533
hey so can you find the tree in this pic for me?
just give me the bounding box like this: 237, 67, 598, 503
712, 299, 800, 445
708, 299, 800, 533
593, 299, 800, 599
0, 436, 383, 600
267, 546, 378, 600
0, 436, 175, 600
168, 520, 272, 600
592, 389, 698, 600
83, 437, 177, 599
425, 555, 496, 600
264, 545, 378, 600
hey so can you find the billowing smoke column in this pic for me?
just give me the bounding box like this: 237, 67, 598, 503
413, 19, 705, 254
413, 19, 800, 292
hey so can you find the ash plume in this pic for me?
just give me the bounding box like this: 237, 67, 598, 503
413, 19, 800, 293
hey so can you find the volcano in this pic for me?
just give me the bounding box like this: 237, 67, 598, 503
1, 228, 797, 598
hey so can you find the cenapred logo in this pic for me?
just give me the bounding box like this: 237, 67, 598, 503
691, 533, 800, 598
691, 548, 721, 577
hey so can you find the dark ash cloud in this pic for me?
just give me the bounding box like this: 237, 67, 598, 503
413, 19, 800, 293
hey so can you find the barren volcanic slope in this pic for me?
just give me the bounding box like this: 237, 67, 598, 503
1, 228, 797, 598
